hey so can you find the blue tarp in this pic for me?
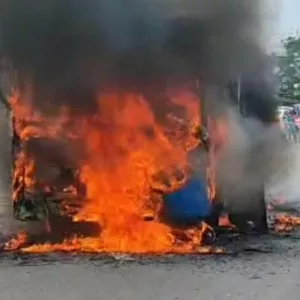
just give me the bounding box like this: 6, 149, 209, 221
162, 176, 211, 223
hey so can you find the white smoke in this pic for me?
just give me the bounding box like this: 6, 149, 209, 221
267, 143, 300, 207
216, 107, 287, 213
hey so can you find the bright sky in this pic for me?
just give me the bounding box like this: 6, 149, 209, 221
278, 0, 300, 36
269, 0, 300, 53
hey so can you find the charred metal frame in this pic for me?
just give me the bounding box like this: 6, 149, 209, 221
0, 76, 268, 234
195, 79, 268, 233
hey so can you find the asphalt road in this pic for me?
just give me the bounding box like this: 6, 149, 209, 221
1, 106, 300, 300
0, 238, 300, 300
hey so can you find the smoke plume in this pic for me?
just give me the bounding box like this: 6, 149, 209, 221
0, 0, 269, 114
0, 0, 283, 219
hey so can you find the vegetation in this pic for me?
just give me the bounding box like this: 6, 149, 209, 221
277, 36, 300, 101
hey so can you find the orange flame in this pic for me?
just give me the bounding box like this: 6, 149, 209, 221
9, 86, 222, 254
275, 213, 300, 233
73, 91, 201, 252
4, 232, 28, 251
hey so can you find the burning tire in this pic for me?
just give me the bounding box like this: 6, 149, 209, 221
205, 192, 223, 228
227, 185, 268, 234
20, 216, 100, 245
47, 216, 100, 242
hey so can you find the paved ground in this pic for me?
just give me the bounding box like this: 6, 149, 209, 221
1, 109, 300, 299
0, 237, 300, 300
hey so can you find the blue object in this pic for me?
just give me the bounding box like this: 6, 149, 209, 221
162, 176, 211, 224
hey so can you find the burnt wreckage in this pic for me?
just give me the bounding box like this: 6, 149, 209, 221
10, 114, 97, 238
4, 77, 270, 238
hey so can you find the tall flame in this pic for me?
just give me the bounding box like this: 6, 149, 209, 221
8, 86, 223, 253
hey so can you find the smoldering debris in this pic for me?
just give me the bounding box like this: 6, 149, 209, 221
0, 0, 268, 113
267, 143, 300, 207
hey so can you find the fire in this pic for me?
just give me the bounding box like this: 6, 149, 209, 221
268, 196, 300, 234
74, 92, 198, 252
206, 116, 229, 202
8, 85, 222, 254
10, 88, 76, 204
218, 214, 234, 228
4, 232, 28, 251
274, 213, 300, 233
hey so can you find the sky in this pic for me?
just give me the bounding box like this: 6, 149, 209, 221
278, 0, 300, 36
269, 0, 300, 53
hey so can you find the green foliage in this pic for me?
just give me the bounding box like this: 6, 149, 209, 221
277, 36, 300, 101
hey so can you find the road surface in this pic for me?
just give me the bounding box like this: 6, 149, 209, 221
0, 237, 300, 300
1, 105, 300, 299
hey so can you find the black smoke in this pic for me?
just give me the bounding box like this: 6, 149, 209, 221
228, 67, 277, 123
0, 0, 273, 117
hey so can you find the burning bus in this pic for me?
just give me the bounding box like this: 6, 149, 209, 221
0, 75, 273, 254
0, 0, 278, 253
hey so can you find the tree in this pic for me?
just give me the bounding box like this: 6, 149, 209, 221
277, 35, 300, 101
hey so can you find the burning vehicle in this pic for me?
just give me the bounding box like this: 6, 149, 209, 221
0, 76, 272, 253
8, 85, 213, 235
0, 0, 278, 253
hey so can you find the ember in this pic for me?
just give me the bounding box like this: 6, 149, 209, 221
4, 232, 27, 251
274, 213, 300, 233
